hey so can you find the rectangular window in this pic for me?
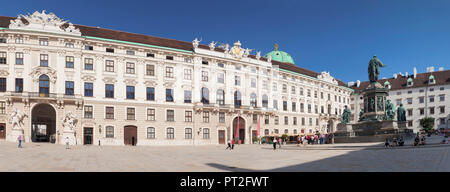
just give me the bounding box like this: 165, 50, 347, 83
235, 76, 240, 86
419, 97, 424, 103
147, 87, 155, 101
273, 100, 278, 110
65, 56, 74, 68
292, 102, 296, 112
106, 48, 114, 53
0, 52, 6, 64
146, 64, 155, 76
166, 56, 173, 60
219, 112, 225, 123
39, 39, 48, 46
15, 78, 23, 93
284, 116, 288, 125
126, 50, 135, 55
105, 107, 114, 119
85, 45, 93, 50
184, 90, 191, 103
84, 58, 93, 70
407, 109, 413, 116
15, 38, 23, 44
282, 84, 287, 93
0, 101, 6, 114
408, 120, 413, 127
440, 106, 445, 114
105, 60, 114, 72
84, 105, 93, 119
419, 108, 424, 115
40, 54, 48, 66
253, 114, 258, 124
203, 128, 210, 139
126, 86, 135, 99
302, 117, 305, 125
147, 108, 155, 121
308, 104, 312, 113
407, 98, 412, 105
65, 81, 74, 95
429, 96, 434, 103
429, 107, 435, 115
166, 89, 174, 102
185, 128, 192, 139
439, 94, 445, 102
165, 67, 173, 78
202, 71, 208, 82
126, 62, 135, 74
15, 52, 24, 65
65, 43, 73, 48
84, 82, 93, 97
147, 127, 155, 139
185, 111, 192, 122
0, 78, 6, 92
217, 73, 224, 83
275, 116, 279, 125
105, 126, 114, 138
105, 84, 114, 98
184, 69, 192, 80
147, 53, 155, 58
203, 111, 210, 123
300, 103, 304, 113
167, 128, 175, 139
291, 86, 296, 94
167, 110, 175, 121
127, 108, 135, 120
252, 79, 257, 88
202, 60, 209, 65
293, 117, 297, 125
265, 115, 269, 124
218, 63, 224, 68
273, 83, 277, 91
283, 101, 287, 111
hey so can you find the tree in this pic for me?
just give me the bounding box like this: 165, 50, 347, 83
420, 117, 435, 133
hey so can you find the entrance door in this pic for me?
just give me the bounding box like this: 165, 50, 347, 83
0, 123, 5, 139
233, 117, 245, 144
124, 125, 137, 146
218, 130, 225, 144
84, 127, 93, 145
31, 104, 56, 143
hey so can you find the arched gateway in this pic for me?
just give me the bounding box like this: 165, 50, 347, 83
31, 103, 56, 143
232, 117, 245, 144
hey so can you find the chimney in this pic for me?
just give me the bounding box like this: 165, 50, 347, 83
413, 67, 417, 79
356, 80, 360, 87
393, 74, 398, 79
347, 81, 355, 87
439, 67, 444, 71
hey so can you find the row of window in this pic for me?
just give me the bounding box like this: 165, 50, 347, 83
104, 126, 210, 140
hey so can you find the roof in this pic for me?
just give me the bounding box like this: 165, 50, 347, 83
0, 15, 348, 88
349, 70, 450, 93
264, 50, 295, 64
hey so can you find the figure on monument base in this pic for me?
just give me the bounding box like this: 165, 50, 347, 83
9, 108, 28, 142
61, 111, 78, 145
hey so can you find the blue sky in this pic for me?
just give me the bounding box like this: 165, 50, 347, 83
2, 0, 449, 83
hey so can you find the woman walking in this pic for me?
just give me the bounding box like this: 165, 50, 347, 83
273, 138, 277, 150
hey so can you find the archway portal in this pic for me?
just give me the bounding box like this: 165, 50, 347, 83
31, 103, 56, 143
232, 117, 245, 144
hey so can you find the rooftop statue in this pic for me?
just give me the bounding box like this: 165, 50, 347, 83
368, 55, 385, 83
192, 38, 201, 49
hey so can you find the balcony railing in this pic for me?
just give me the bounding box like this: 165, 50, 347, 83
7, 91, 82, 100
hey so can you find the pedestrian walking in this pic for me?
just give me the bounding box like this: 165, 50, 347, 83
273, 138, 277, 150
226, 140, 232, 150
421, 135, 426, 145
278, 137, 282, 148
17, 135, 22, 148
65, 137, 70, 149
384, 138, 390, 148
231, 139, 235, 150
414, 135, 420, 146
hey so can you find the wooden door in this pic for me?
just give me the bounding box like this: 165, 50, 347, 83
218, 130, 225, 144
124, 126, 137, 146
84, 127, 93, 145
0, 123, 5, 139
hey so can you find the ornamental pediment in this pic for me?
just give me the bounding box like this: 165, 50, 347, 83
0, 69, 9, 76
9, 10, 81, 36
124, 79, 138, 86
102, 77, 117, 84
81, 75, 96, 82
317, 71, 338, 85
144, 81, 157, 87
30, 66, 57, 83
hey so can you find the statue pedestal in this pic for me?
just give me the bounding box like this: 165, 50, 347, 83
336, 123, 353, 133
62, 130, 76, 145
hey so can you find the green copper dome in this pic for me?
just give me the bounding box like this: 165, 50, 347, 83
264, 44, 295, 64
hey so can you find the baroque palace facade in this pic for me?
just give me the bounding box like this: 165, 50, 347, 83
0, 11, 352, 145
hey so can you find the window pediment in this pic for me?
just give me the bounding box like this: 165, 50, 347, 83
30, 66, 57, 83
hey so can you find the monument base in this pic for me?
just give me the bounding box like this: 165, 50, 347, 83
62, 130, 76, 145
8, 128, 24, 142
334, 120, 402, 143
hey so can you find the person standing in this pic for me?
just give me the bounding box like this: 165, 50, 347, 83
231, 139, 235, 150
65, 137, 70, 149
226, 139, 231, 150
17, 135, 22, 148
273, 138, 277, 150
278, 137, 282, 148
384, 138, 390, 148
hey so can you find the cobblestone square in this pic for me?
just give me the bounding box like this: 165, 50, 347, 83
1, 136, 449, 172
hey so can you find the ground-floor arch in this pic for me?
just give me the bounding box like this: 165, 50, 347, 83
124, 125, 137, 146
31, 103, 56, 143
232, 117, 245, 144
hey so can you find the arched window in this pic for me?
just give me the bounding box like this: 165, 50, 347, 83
250, 93, 257, 108
234, 91, 241, 107
39, 75, 50, 97
147, 127, 155, 139
216, 89, 225, 105
185, 128, 192, 139
167, 127, 174, 139
201, 87, 209, 104
262, 94, 268, 108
